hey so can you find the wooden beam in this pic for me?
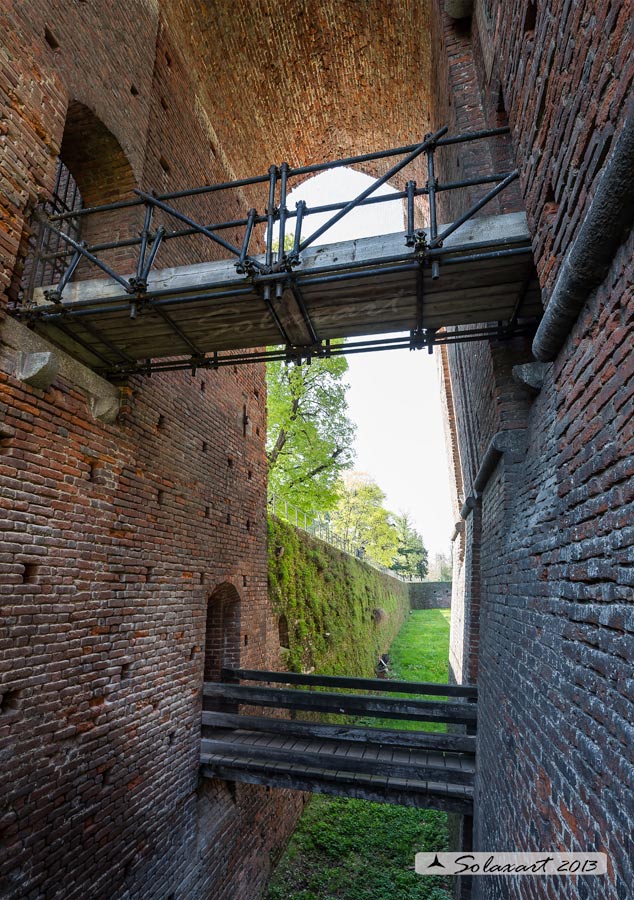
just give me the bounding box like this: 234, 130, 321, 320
201, 710, 477, 753
203, 682, 478, 724
200, 739, 475, 785
200, 760, 474, 814
221, 668, 478, 699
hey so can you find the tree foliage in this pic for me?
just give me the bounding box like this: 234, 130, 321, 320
329, 477, 399, 567
267, 352, 356, 512
391, 512, 428, 578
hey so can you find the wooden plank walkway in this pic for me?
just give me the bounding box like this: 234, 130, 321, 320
27, 212, 538, 372
200, 669, 477, 814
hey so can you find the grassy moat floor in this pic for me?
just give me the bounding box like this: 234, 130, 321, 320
265, 608, 454, 900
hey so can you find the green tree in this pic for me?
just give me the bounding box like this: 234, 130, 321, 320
438, 552, 452, 582
329, 476, 399, 567
267, 352, 356, 512
391, 512, 428, 578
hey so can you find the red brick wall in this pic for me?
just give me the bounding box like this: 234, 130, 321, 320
474, 231, 634, 900
0, 5, 305, 899
433, 2, 634, 897
489, 0, 631, 295
3, 3, 632, 898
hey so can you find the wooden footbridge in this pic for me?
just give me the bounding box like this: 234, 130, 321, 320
15, 125, 541, 375
201, 669, 477, 814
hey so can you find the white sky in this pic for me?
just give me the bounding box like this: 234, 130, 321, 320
279, 169, 454, 558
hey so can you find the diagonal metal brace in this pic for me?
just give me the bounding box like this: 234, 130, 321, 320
429, 170, 520, 249
44, 245, 84, 304
134, 189, 265, 273
298, 125, 449, 253
38, 217, 134, 294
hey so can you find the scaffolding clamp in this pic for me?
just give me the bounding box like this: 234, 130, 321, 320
413, 230, 428, 258
43, 289, 62, 305
126, 275, 148, 320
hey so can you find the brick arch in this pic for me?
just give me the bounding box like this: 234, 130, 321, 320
203, 582, 242, 682
60, 100, 135, 207
185, 0, 433, 185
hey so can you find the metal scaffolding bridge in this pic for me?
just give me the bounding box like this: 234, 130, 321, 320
16, 125, 541, 376
202, 669, 477, 813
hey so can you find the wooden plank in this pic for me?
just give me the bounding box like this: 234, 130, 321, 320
222, 668, 478, 698
27, 208, 539, 367
200, 760, 474, 813
30, 284, 531, 348
33, 211, 530, 307
201, 711, 477, 753
303, 280, 526, 315
87, 277, 539, 347
31, 321, 119, 369
81, 318, 280, 354
203, 683, 477, 724
419, 292, 543, 321
200, 737, 474, 785
299, 261, 531, 301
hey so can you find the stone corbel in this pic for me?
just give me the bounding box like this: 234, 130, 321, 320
15, 351, 60, 391
512, 362, 550, 396
1, 316, 121, 424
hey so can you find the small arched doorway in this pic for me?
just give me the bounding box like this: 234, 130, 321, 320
203, 582, 242, 683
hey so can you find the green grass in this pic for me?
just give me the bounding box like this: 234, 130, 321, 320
389, 608, 451, 684
266, 609, 453, 900
372, 607, 451, 733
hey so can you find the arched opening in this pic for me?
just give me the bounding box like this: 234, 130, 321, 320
19, 101, 136, 305
58, 101, 135, 208
272, 166, 407, 251
266, 166, 453, 571
277, 614, 289, 651
203, 582, 242, 683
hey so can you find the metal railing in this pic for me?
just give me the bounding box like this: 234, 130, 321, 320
14, 124, 534, 376
268, 494, 423, 583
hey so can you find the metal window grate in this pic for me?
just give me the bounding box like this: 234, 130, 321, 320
20, 158, 83, 303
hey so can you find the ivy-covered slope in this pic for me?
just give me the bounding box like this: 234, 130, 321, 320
268, 515, 410, 676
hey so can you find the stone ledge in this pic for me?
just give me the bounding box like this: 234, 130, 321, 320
1, 316, 121, 424
512, 362, 550, 395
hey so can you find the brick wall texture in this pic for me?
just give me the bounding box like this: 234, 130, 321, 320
409, 581, 452, 609
1, 1, 633, 899
432, 2, 633, 900
0, 4, 307, 899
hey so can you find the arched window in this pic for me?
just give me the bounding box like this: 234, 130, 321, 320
20, 100, 135, 305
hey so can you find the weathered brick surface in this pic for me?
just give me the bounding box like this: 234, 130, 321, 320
473, 232, 634, 900
2, 2, 632, 899
491, 0, 632, 297
0, 5, 306, 899
409, 581, 452, 609
433, 2, 634, 898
